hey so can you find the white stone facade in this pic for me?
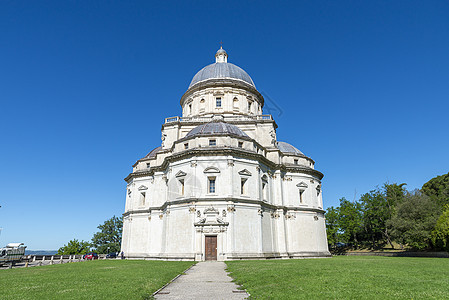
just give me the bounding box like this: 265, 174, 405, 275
121, 47, 330, 260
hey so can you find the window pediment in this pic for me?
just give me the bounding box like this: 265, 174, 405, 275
175, 170, 187, 178
204, 166, 220, 174
138, 185, 148, 191
296, 182, 308, 190
238, 169, 252, 176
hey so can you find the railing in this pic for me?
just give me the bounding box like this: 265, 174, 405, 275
165, 114, 273, 124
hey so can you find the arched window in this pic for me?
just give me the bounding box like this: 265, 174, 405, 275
200, 99, 205, 113
233, 97, 239, 110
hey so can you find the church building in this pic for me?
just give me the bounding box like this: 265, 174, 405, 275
121, 47, 330, 260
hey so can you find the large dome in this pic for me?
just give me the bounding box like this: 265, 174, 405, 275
185, 121, 249, 138
189, 63, 255, 89
188, 47, 255, 89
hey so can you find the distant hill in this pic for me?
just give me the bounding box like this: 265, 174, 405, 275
25, 250, 58, 255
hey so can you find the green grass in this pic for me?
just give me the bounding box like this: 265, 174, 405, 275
0, 260, 193, 300
226, 256, 449, 299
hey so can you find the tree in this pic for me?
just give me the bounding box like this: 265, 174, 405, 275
360, 183, 406, 249
384, 183, 407, 213
58, 239, 90, 255
91, 215, 123, 254
388, 190, 440, 250
422, 172, 449, 208
338, 198, 363, 247
325, 206, 340, 246
431, 205, 449, 251
360, 189, 389, 248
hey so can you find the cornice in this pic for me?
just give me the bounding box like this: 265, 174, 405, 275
123, 197, 325, 217
124, 146, 324, 182
161, 117, 278, 131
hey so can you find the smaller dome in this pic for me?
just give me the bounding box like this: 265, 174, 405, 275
144, 146, 162, 159
277, 141, 304, 156
185, 122, 249, 138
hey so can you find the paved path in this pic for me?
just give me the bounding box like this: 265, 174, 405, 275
154, 261, 249, 300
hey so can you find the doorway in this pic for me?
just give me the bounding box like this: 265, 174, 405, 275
205, 236, 217, 260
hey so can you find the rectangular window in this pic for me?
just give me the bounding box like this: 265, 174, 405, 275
294, 159, 298, 165
238, 141, 243, 148
209, 178, 216, 193
216, 97, 222, 107
209, 139, 216, 146
262, 181, 267, 201
189, 104, 192, 114
241, 178, 247, 194
180, 179, 185, 196
146, 163, 151, 168
299, 190, 304, 203
139, 192, 146, 206
184, 143, 189, 149
248, 101, 252, 112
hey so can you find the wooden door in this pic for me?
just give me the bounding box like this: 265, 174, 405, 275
205, 236, 217, 260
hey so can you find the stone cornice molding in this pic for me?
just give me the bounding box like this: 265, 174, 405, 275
122, 196, 325, 217
161, 116, 278, 131
125, 146, 323, 182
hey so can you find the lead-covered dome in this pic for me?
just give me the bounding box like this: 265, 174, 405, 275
185, 121, 249, 138
277, 141, 304, 156
188, 47, 255, 89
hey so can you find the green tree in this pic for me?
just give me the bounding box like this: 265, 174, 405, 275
389, 190, 440, 250
338, 198, 363, 247
360, 189, 389, 248
431, 205, 449, 251
57, 239, 90, 255
422, 172, 449, 208
325, 206, 340, 246
384, 183, 407, 208
360, 183, 406, 249
91, 215, 123, 254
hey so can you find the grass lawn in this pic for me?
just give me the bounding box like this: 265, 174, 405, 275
0, 260, 193, 300
226, 256, 449, 299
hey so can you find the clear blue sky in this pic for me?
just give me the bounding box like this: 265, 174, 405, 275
1, 1, 448, 250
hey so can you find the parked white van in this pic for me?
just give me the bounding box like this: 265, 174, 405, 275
0, 243, 27, 266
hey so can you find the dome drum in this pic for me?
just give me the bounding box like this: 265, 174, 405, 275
180, 79, 264, 109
